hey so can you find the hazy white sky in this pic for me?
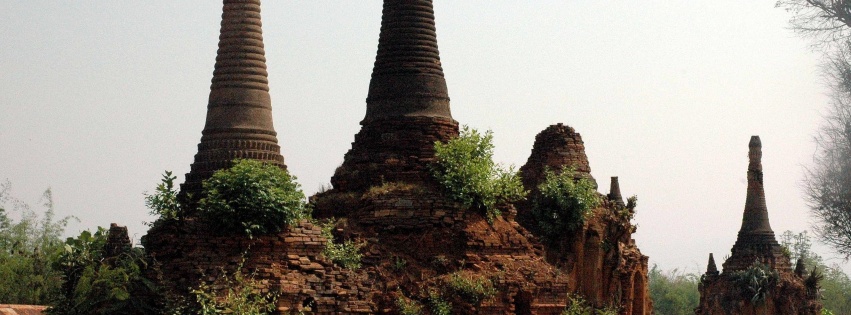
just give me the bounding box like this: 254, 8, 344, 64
1, 1, 846, 273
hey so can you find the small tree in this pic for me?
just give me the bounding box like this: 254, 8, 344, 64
532, 167, 601, 242
198, 159, 309, 236
431, 126, 526, 221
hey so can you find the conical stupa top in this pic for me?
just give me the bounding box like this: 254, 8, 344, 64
706, 253, 719, 276
364, 0, 452, 121
739, 136, 773, 236
608, 176, 624, 207
181, 0, 285, 199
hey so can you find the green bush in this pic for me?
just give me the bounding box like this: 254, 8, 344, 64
729, 260, 779, 305
198, 159, 309, 236
427, 290, 452, 315
49, 228, 160, 315
532, 167, 601, 241
432, 126, 526, 222
562, 294, 618, 315
395, 295, 423, 315
320, 220, 363, 269
445, 272, 496, 304
144, 171, 183, 224
0, 183, 72, 305
191, 265, 278, 315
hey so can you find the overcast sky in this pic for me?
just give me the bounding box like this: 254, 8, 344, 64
1, 1, 847, 273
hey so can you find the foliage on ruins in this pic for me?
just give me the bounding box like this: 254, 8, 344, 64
728, 260, 779, 305
444, 271, 497, 304
0, 182, 71, 305
144, 171, 182, 225
532, 167, 601, 242
561, 294, 618, 315
319, 220, 363, 270
432, 126, 526, 222
648, 265, 699, 315
198, 159, 309, 236
48, 228, 160, 315
189, 264, 278, 315
426, 290, 452, 315
394, 295, 423, 315
778, 0, 851, 260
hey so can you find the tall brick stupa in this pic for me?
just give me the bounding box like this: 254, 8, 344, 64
181, 0, 286, 200
721, 136, 790, 273
331, 0, 460, 192
696, 136, 820, 314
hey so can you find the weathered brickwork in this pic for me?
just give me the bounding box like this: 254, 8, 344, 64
696, 136, 821, 315
519, 123, 596, 191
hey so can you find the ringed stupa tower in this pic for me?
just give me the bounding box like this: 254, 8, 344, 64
721, 136, 790, 273
181, 0, 285, 200
696, 136, 820, 314
331, 0, 459, 192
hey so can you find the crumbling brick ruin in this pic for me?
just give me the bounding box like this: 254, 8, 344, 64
144, 0, 652, 314
696, 136, 821, 315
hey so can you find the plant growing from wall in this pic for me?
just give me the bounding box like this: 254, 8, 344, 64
395, 295, 423, 315
144, 171, 183, 226
198, 159, 309, 236
532, 167, 601, 242
319, 220, 363, 269
431, 125, 526, 222
562, 294, 618, 315
445, 271, 497, 304
729, 260, 779, 305
190, 264, 278, 315
427, 290, 452, 315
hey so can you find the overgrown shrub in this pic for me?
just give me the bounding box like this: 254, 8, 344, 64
198, 159, 309, 236
395, 295, 423, 315
431, 126, 526, 222
49, 228, 160, 315
648, 264, 699, 315
532, 167, 601, 242
0, 183, 72, 305
427, 290, 452, 315
729, 260, 779, 305
445, 271, 497, 304
144, 171, 183, 225
320, 220, 363, 269
562, 294, 618, 315
191, 265, 278, 315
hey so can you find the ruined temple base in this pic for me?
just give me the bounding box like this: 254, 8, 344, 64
696, 273, 821, 315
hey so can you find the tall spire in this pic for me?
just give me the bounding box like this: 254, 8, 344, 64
331, 0, 458, 192
365, 0, 452, 121
181, 0, 285, 200
705, 253, 719, 276
722, 136, 790, 272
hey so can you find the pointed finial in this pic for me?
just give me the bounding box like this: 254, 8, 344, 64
795, 255, 806, 277
706, 253, 719, 276
608, 176, 624, 207
740, 135, 772, 235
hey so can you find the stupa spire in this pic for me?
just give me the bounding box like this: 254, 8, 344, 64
181, 0, 285, 199
365, 0, 452, 121
722, 136, 790, 272
608, 176, 624, 207
331, 0, 459, 192
706, 253, 719, 276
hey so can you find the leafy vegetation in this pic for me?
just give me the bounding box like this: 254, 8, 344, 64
729, 260, 779, 305
144, 171, 183, 225
648, 265, 699, 315
561, 294, 618, 315
395, 295, 423, 315
0, 182, 73, 305
48, 228, 160, 315
427, 290, 452, 315
190, 264, 278, 315
532, 167, 601, 242
198, 159, 309, 236
319, 220, 363, 269
445, 271, 497, 304
431, 126, 526, 222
